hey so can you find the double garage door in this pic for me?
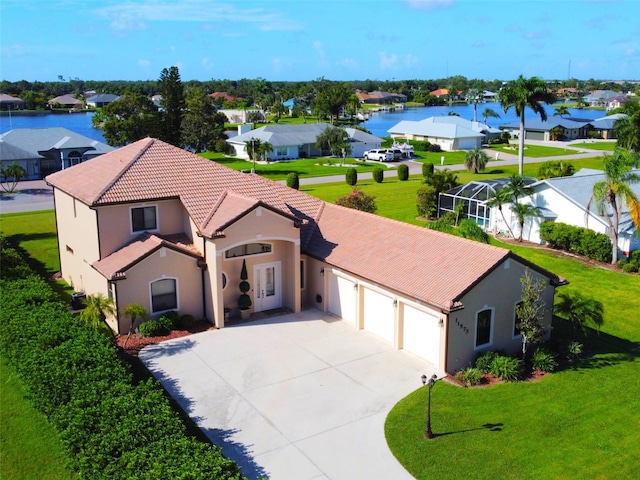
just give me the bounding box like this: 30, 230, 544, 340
327, 272, 441, 367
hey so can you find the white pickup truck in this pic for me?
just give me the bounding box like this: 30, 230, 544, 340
363, 149, 394, 162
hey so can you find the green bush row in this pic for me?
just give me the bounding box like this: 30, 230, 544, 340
617, 249, 640, 273
539, 221, 612, 263
0, 239, 244, 480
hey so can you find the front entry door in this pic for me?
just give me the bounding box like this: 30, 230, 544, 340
253, 262, 282, 312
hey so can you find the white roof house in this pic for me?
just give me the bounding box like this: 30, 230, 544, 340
227, 123, 384, 160
388, 116, 498, 151
440, 170, 640, 257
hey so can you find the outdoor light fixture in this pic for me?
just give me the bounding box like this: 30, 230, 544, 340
421, 374, 438, 439
320, 268, 324, 276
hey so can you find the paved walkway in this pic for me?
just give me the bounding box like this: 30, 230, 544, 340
140, 310, 437, 480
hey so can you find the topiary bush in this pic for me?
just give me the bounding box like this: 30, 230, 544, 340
397, 163, 409, 181
345, 167, 357, 186
176, 314, 196, 330
286, 172, 300, 190
372, 166, 384, 183
422, 162, 434, 177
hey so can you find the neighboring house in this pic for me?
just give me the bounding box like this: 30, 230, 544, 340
45, 138, 565, 375
0, 93, 26, 111
48, 94, 84, 109
151, 94, 163, 110
210, 92, 243, 104
227, 123, 384, 160
606, 96, 628, 111
429, 88, 449, 98
355, 90, 407, 104
218, 109, 263, 125
0, 128, 114, 179
482, 90, 497, 101
86, 93, 121, 108
388, 116, 493, 150
499, 115, 620, 141
440, 170, 640, 257
584, 90, 621, 107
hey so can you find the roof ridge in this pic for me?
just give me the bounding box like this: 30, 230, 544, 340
93, 137, 154, 204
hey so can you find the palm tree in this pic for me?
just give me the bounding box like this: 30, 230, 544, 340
511, 202, 541, 242
486, 186, 516, 239
506, 173, 534, 204
259, 141, 273, 162
80, 293, 117, 341
464, 147, 489, 174
122, 303, 148, 349
614, 101, 640, 162
586, 149, 640, 264
555, 291, 604, 337
466, 88, 484, 122
481, 107, 501, 126
497, 75, 555, 175
553, 105, 570, 118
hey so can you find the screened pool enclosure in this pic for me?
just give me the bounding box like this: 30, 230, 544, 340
438, 178, 537, 229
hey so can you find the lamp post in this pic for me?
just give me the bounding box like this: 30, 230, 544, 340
421, 374, 438, 439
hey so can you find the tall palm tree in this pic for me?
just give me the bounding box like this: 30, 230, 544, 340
466, 88, 484, 122
586, 149, 640, 264
555, 291, 604, 337
79, 293, 117, 341
481, 107, 501, 126
511, 202, 541, 242
464, 147, 489, 173
506, 173, 534, 204
260, 141, 273, 162
613, 101, 640, 162
486, 186, 516, 239
497, 75, 555, 175
553, 105, 570, 118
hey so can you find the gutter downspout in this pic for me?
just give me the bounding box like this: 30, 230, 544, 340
201, 240, 209, 324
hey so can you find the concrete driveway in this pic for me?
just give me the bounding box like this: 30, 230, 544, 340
140, 310, 438, 480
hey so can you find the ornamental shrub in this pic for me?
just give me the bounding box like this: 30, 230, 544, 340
397, 163, 409, 181
427, 144, 442, 152
474, 350, 497, 373
176, 313, 196, 329
489, 354, 522, 382
540, 221, 611, 263
345, 167, 357, 186
139, 318, 170, 337
162, 310, 180, 328
335, 188, 377, 213
422, 162, 434, 177
416, 184, 438, 218
532, 347, 558, 372
458, 219, 489, 244
286, 172, 300, 190
372, 166, 384, 183
454, 367, 483, 387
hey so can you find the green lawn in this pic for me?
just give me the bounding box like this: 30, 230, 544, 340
488, 143, 577, 158
569, 142, 617, 151
0, 359, 75, 480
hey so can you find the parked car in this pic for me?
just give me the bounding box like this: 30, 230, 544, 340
364, 149, 393, 162
386, 148, 403, 160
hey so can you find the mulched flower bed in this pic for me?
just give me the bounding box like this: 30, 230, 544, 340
116, 321, 216, 357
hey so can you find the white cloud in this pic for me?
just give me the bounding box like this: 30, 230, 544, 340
379, 52, 398, 69
404, 0, 454, 11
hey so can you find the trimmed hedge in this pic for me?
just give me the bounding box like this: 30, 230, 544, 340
539, 221, 612, 263
372, 166, 384, 183
397, 163, 409, 181
345, 167, 357, 186
286, 172, 300, 190
0, 238, 245, 480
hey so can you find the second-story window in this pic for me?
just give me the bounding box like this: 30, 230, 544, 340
131, 206, 157, 232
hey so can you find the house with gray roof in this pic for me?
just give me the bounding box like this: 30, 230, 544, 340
388, 116, 495, 151
48, 94, 84, 109
86, 93, 121, 108
0, 127, 114, 179
227, 123, 384, 160
500, 114, 622, 141
0, 93, 26, 111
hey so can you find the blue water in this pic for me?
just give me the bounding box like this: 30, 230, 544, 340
0, 104, 604, 144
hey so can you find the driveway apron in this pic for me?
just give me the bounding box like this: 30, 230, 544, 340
140, 310, 438, 480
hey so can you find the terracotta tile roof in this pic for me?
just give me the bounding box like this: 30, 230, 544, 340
48, 137, 561, 311
93, 232, 201, 280
46, 138, 324, 233
305, 203, 512, 311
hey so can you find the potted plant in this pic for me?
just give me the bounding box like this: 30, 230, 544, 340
237, 259, 252, 320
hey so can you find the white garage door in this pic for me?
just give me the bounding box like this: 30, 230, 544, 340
402, 305, 440, 366
362, 288, 395, 344
328, 273, 357, 327
458, 138, 480, 150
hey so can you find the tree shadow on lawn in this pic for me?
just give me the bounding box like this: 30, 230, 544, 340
552, 317, 640, 372
133, 341, 268, 480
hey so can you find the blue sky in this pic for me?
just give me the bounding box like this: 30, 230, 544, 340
1, 0, 639, 82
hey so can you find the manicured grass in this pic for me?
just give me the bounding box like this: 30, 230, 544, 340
199, 152, 396, 181
0, 359, 75, 480
488, 143, 577, 157
569, 142, 617, 151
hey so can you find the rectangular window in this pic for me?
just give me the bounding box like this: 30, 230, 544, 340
151, 278, 177, 312
300, 260, 305, 289
476, 309, 493, 348
225, 243, 272, 258
276, 147, 287, 156
131, 206, 157, 232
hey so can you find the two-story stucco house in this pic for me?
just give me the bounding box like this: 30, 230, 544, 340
46, 138, 564, 374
